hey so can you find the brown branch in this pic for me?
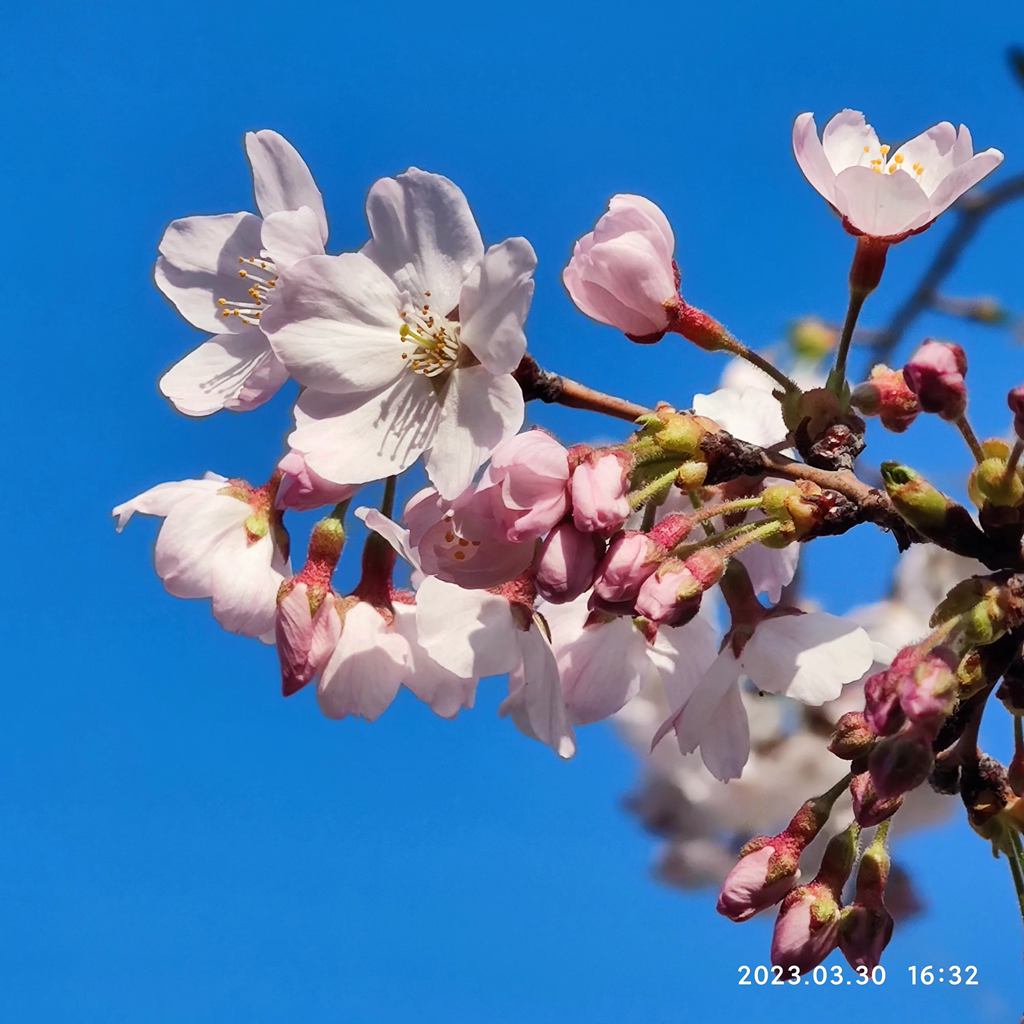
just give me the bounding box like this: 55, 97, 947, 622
869, 172, 1024, 362
514, 354, 649, 422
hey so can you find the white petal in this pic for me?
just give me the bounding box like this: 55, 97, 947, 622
559, 616, 648, 724
927, 149, 1004, 220
888, 122, 957, 196
155, 212, 265, 334
414, 576, 520, 678
244, 130, 328, 243
425, 367, 524, 499
500, 626, 576, 759
833, 165, 932, 238
356, 508, 421, 572
154, 493, 250, 599
821, 109, 880, 173
290, 374, 439, 485
692, 387, 787, 447
792, 112, 837, 205
698, 681, 751, 782
209, 532, 286, 638
735, 541, 799, 603
159, 333, 284, 417
647, 613, 721, 712
261, 253, 405, 393
392, 604, 477, 718
740, 612, 874, 705
261, 207, 326, 268
362, 168, 484, 312
458, 237, 536, 375
317, 603, 411, 720
657, 649, 742, 754
112, 475, 227, 531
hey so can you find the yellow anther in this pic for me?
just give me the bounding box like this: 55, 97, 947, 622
880, 144, 890, 155
863, 146, 870, 153
239, 270, 247, 278
893, 154, 904, 164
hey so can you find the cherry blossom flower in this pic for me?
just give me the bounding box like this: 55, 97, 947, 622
655, 612, 874, 781
155, 131, 328, 416
563, 194, 678, 338
275, 451, 357, 512
793, 110, 1003, 241
486, 430, 570, 542
262, 169, 536, 498
113, 473, 289, 639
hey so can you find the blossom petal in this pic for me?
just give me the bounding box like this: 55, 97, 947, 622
261, 253, 405, 393
414, 576, 520, 679
740, 612, 874, 705
833, 165, 932, 238
112, 475, 227, 531
424, 367, 524, 499
209, 533, 286, 639
260, 207, 326, 268
697, 681, 751, 782
926, 149, 1004, 221
356, 508, 421, 572
821, 109, 880, 174
656, 649, 742, 755
556, 616, 648, 724
692, 387, 787, 447
735, 541, 799, 603
363, 168, 484, 312
289, 374, 439, 485
244, 129, 328, 243
500, 625, 576, 759
159, 334, 285, 417
392, 604, 477, 718
792, 112, 837, 205
318, 603, 411, 720
155, 213, 265, 334
459, 237, 537, 375
888, 122, 957, 196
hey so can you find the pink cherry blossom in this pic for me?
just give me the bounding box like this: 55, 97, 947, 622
902, 340, 968, 420
487, 429, 570, 542
771, 884, 841, 974
155, 131, 328, 416
113, 473, 290, 639
563, 194, 678, 338
276, 583, 343, 695
534, 522, 603, 604
570, 451, 631, 536
793, 110, 1003, 241
275, 451, 357, 511
590, 530, 663, 614
717, 844, 798, 923
262, 169, 536, 498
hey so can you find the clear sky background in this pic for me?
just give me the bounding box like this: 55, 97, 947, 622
5, 1, 1024, 1020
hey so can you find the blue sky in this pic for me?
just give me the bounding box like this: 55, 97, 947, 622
5, 0, 1024, 1019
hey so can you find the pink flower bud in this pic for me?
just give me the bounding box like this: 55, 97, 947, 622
850, 365, 921, 433
534, 522, 603, 604
863, 668, 906, 737
488, 430, 571, 542
276, 451, 357, 511
634, 561, 699, 626
275, 582, 343, 696
590, 531, 662, 613
562, 195, 678, 340
771, 883, 841, 975
902, 340, 968, 420
570, 451, 631, 537
1008, 386, 1024, 441
829, 711, 876, 760
717, 843, 799, 922
868, 730, 934, 799
850, 772, 904, 827
898, 648, 958, 732
838, 905, 894, 971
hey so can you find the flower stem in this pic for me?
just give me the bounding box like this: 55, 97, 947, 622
672, 517, 773, 558
329, 498, 352, 522
380, 475, 397, 519
1002, 440, 1024, 487
1006, 831, 1024, 927
628, 467, 680, 510
954, 414, 985, 463
830, 289, 868, 396
717, 335, 802, 395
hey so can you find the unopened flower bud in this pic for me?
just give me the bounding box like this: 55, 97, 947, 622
863, 666, 907, 737
902, 340, 967, 420
880, 462, 956, 535
967, 439, 1024, 508
276, 451, 357, 511
838, 825, 893, 971
635, 547, 724, 626
869, 730, 934, 799
535, 522, 603, 604
760, 481, 826, 545
1008, 386, 1024, 440
590, 531, 662, 614
571, 451, 632, 537
636, 410, 717, 461
716, 842, 799, 922
829, 711, 876, 760
898, 648, 958, 732
851, 771, 904, 827
850, 365, 921, 433
563, 194, 679, 341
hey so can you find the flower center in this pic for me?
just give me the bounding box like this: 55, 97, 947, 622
399, 295, 460, 377
218, 256, 278, 326
861, 144, 925, 179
